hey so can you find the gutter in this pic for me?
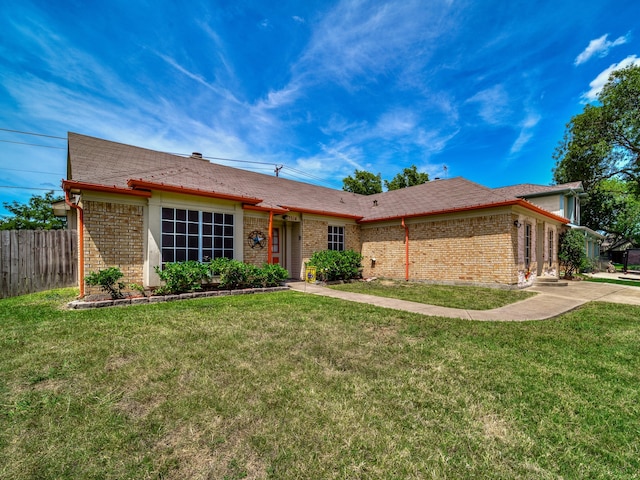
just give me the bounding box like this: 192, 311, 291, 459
64, 190, 85, 297
401, 217, 409, 281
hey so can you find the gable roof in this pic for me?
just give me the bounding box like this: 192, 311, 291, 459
493, 182, 584, 199
64, 132, 569, 224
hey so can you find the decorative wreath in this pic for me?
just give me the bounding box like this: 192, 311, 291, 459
247, 230, 267, 249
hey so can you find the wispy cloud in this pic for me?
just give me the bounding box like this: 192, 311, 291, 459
510, 113, 541, 154
582, 55, 640, 102
466, 85, 512, 125
574, 33, 629, 66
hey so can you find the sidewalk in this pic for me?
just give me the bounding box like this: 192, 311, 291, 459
286, 280, 640, 321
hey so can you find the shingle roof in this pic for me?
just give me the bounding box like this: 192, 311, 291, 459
493, 182, 583, 198
66, 133, 568, 223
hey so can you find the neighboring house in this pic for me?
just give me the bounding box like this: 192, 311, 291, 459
63, 133, 570, 295
494, 182, 605, 262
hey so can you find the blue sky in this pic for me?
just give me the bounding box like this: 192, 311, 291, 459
1, 0, 639, 217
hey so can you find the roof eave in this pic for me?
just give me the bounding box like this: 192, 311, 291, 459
62, 179, 152, 198
127, 179, 263, 204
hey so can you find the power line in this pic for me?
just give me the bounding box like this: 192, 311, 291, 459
0, 128, 66, 140
0, 139, 66, 149
1, 167, 62, 175
0, 186, 62, 191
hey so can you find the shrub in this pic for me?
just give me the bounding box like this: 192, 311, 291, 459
85, 267, 125, 299
253, 263, 289, 287
307, 249, 363, 281
559, 229, 587, 278
208, 257, 232, 276
154, 261, 209, 294
219, 260, 253, 289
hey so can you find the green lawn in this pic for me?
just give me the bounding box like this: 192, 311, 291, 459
329, 279, 535, 309
1, 288, 639, 479
585, 277, 640, 288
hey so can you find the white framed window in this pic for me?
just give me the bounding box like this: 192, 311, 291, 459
161, 207, 234, 266
328, 225, 345, 251
524, 223, 532, 268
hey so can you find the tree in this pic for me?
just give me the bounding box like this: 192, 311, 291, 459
558, 229, 587, 278
383, 165, 429, 191
0, 191, 66, 230
342, 169, 383, 195
553, 65, 640, 235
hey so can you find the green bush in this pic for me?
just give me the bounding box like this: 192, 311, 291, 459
219, 260, 253, 289
208, 257, 232, 276
308, 249, 363, 281
85, 267, 125, 299
559, 230, 587, 278
253, 263, 289, 287
154, 261, 209, 295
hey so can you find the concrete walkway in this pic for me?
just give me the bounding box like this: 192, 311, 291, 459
286, 279, 640, 321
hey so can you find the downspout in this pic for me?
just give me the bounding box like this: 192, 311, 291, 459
267, 210, 274, 264
401, 217, 409, 281
65, 191, 85, 297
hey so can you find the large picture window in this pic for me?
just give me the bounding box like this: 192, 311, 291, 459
328, 225, 345, 251
161, 208, 234, 265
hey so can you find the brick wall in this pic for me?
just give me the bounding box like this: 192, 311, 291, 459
361, 213, 519, 285
243, 215, 269, 266
83, 200, 144, 294
302, 219, 328, 267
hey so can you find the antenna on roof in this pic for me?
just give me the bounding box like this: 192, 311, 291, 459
443, 164, 448, 178
274, 165, 283, 177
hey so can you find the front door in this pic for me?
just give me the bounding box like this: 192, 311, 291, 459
272, 227, 281, 265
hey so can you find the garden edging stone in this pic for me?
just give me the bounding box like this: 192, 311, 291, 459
67, 286, 290, 309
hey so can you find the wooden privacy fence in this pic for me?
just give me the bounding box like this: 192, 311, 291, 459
0, 230, 77, 298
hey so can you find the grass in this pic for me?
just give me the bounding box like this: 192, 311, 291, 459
1, 288, 639, 479
328, 279, 535, 309
584, 277, 640, 288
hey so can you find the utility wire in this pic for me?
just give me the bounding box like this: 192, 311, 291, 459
0, 186, 63, 191
0, 128, 66, 140
0, 139, 66, 149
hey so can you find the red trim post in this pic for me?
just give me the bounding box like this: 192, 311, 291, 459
64, 190, 85, 297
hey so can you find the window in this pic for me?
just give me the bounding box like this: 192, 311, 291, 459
328, 225, 345, 251
272, 227, 280, 254
161, 208, 234, 266
524, 223, 532, 268
548, 229, 554, 266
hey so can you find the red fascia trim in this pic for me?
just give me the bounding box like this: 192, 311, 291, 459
62, 180, 152, 197
279, 205, 363, 220
126, 179, 263, 204
359, 200, 569, 224
243, 204, 290, 215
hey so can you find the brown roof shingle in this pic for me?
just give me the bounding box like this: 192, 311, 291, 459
66, 132, 569, 223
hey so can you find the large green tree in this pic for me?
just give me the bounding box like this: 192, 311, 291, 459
384, 165, 429, 191
342, 169, 383, 195
0, 191, 66, 230
553, 64, 640, 239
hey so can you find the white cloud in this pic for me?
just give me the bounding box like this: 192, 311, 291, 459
509, 112, 540, 155
574, 33, 629, 66
582, 55, 640, 102
292, 16, 305, 23
466, 85, 511, 125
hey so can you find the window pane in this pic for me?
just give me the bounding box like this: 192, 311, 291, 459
224, 214, 234, 225
176, 222, 186, 234
176, 249, 186, 262
214, 213, 223, 224
203, 237, 212, 249
162, 221, 174, 234
188, 249, 199, 261
188, 236, 199, 248
176, 209, 186, 221
224, 238, 233, 249
162, 208, 174, 220
188, 210, 199, 222
202, 211, 212, 223
202, 224, 212, 236
214, 225, 223, 236
176, 236, 186, 248
162, 234, 174, 247
188, 223, 199, 235
224, 225, 233, 236
162, 250, 174, 263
